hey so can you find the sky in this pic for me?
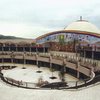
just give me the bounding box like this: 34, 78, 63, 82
0, 0, 100, 39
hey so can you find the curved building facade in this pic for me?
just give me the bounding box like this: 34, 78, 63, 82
0, 19, 100, 59
36, 20, 100, 52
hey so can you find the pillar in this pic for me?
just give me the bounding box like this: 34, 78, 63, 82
76, 45, 77, 57
2, 47, 4, 51
23, 47, 25, 52
37, 60, 38, 65
43, 47, 45, 53
36, 47, 38, 52
77, 71, 80, 79
47, 48, 49, 52
16, 47, 18, 52
9, 47, 10, 52
30, 47, 31, 52
84, 50, 86, 58
16, 43, 17, 52
50, 55, 52, 70
23, 54, 26, 64
36, 53, 38, 65
50, 63, 52, 70
11, 58, 13, 63
24, 59, 26, 64
2, 57, 3, 63
75, 45, 77, 57
77, 60, 80, 78
92, 51, 94, 60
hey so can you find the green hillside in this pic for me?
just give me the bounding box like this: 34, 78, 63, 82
0, 34, 24, 39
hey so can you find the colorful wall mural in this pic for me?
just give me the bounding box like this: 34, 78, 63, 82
37, 31, 100, 52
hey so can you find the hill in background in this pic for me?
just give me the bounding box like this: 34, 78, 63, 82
0, 34, 24, 39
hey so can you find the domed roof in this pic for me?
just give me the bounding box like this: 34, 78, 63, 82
64, 20, 100, 34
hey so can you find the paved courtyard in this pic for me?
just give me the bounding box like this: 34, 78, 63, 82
0, 63, 100, 100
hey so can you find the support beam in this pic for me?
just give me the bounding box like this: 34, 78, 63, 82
36, 47, 38, 52
36, 53, 38, 65
24, 59, 26, 64
50, 63, 52, 70
16, 47, 17, 52
77, 60, 80, 78
9, 47, 10, 52
2, 58, 3, 63
76, 49, 77, 57
23, 47, 25, 52
11, 58, 13, 63
84, 50, 86, 58
77, 71, 80, 79
30, 47, 31, 52
37, 60, 38, 65
92, 51, 94, 60
2, 47, 4, 51
43, 47, 45, 53
47, 48, 49, 52
50, 55, 52, 70
23, 54, 26, 64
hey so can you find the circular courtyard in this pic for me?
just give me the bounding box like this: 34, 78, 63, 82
1, 63, 84, 88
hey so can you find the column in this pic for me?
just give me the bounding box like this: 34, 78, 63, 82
84, 50, 86, 58
37, 60, 38, 65
23, 47, 25, 52
47, 48, 49, 52
11, 58, 13, 63
9, 47, 10, 52
2, 47, 4, 51
24, 59, 26, 64
76, 44, 77, 57
2, 57, 3, 63
77, 60, 80, 78
30, 47, 31, 52
16, 47, 17, 52
50, 63, 52, 70
77, 71, 80, 79
43, 47, 45, 53
36, 47, 38, 52
15, 43, 17, 52
36, 53, 38, 65
50, 55, 52, 70
92, 51, 94, 60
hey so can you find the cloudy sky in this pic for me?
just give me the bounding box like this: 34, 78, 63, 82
0, 0, 100, 39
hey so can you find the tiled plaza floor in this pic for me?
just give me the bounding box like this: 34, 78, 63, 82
0, 63, 99, 100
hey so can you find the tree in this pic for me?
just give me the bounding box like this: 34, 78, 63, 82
38, 65, 40, 71
58, 64, 66, 82
36, 65, 42, 73
49, 68, 57, 79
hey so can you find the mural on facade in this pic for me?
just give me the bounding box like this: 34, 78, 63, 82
37, 32, 100, 52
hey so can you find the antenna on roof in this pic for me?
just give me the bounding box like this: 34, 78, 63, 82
80, 16, 82, 21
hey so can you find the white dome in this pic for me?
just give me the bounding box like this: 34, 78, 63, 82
64, 20, 100, 34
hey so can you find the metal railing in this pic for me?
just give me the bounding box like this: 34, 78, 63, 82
0, 71, 99, 90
